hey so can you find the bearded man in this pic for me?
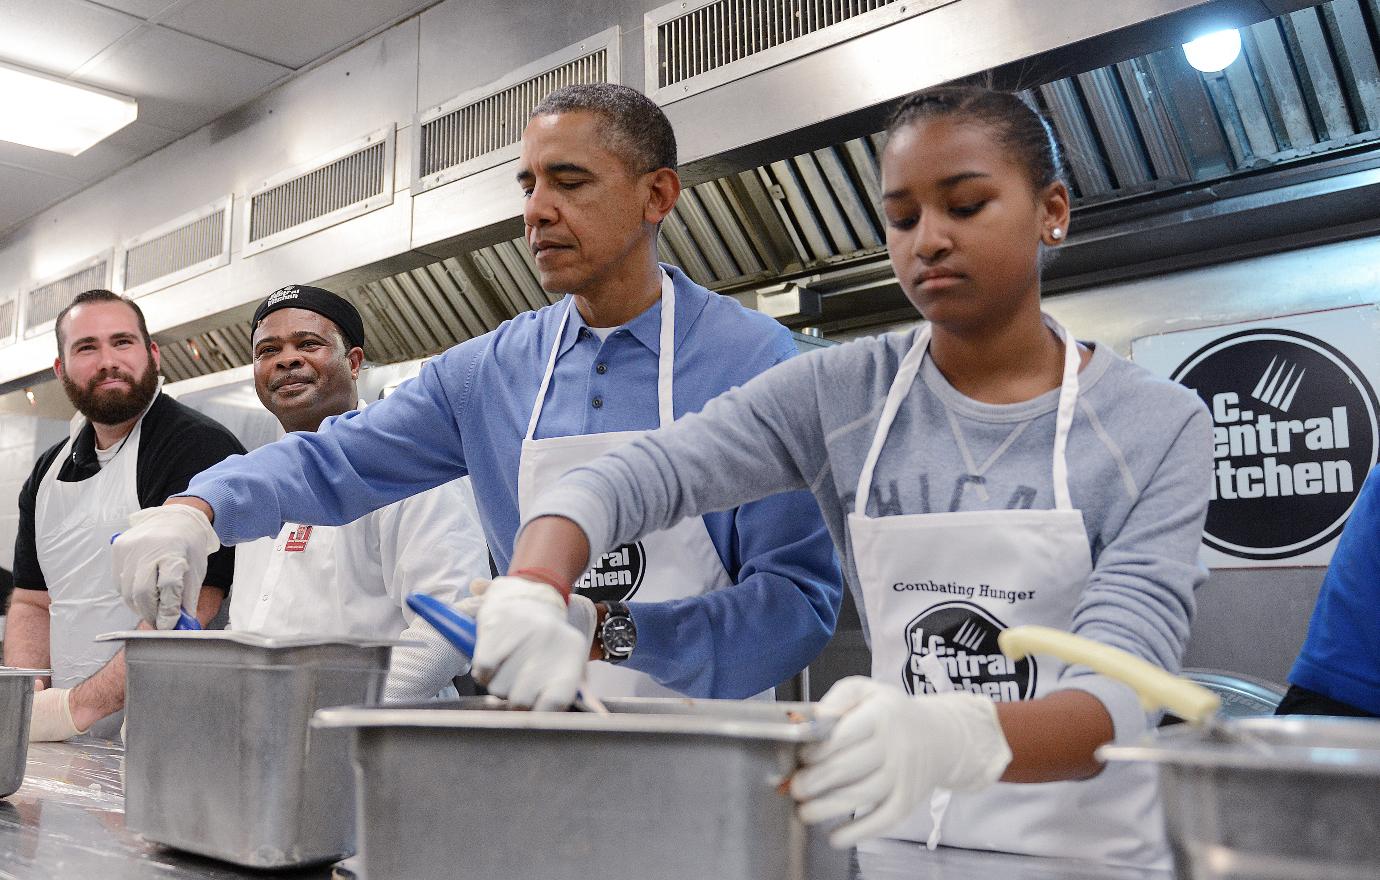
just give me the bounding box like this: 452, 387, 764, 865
4, 289, 245, 740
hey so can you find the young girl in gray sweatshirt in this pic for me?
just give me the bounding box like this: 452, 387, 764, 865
508, 85, 1212, 868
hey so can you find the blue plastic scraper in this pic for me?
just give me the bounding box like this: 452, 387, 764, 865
405, 592, 476, 656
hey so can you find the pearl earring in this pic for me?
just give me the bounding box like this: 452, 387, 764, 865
1050, 228, 1064, 241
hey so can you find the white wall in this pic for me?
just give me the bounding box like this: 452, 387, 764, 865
0, 415, 68, 574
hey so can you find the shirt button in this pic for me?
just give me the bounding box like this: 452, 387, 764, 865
596, 363, 608, 375
592, 397, 604, 409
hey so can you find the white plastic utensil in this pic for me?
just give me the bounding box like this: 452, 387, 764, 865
998, 625, 1220, 723
997, 625, 1272, 751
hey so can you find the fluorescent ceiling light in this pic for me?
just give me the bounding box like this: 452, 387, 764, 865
1183, 29, 1243, 74
0, 61, 137, 156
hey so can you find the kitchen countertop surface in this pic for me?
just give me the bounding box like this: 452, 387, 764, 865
3, 739, 1172, 880
0, 738, 336, 880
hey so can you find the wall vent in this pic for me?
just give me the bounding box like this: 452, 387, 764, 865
646, 0, 950, 103
23, 254, 112, 339
0, 297, 16, 347
119, 196, 233, 298
245, 127, 395, 256
414, 28, 620, 194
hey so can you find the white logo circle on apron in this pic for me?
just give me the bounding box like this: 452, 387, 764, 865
902, 601, 1036, 701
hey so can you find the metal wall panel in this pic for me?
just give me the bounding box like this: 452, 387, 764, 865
644, 0, 952, 102
120, 197, 232, 297
414, 28, 620, 194
244, 129, 395, 255
416, 0, 661, 112
22, 254, 111, 340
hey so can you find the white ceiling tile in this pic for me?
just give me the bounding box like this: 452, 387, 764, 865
74, 25, 291, 132
0, 0, 142, 76
160, 0, 429, 68
0, 121, 181, 184
0, 165, 85, 239
93, 0, 182, 18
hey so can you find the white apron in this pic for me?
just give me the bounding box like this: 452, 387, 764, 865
848, 321, 1166, 866
34, 386, 160, 738
517, 271, 735, 699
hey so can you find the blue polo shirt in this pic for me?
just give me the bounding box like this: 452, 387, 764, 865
186, 264, 841, 698
1289, 464, 1380, 715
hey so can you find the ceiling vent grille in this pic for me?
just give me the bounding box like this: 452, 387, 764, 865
0, 298, 16, 347
414, 28, 620, 194
245, 128, 395, 256
119, 196, 232, 298
23, 255, 111, 339
646, 0, 949, 102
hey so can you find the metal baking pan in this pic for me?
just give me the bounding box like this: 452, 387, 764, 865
314, 696, 849, 880
99, 630, 399, 867
1102, 715, 1380, 880
1, 668, 48, 798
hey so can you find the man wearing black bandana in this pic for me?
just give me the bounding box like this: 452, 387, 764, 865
229, 285, 489, 700
4, 290, 244, 741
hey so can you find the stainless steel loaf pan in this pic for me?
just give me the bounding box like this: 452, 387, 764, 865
100, 630, 397, 868
1, 668, 48, 798
1101, 715, 1380, 880
314, 696, 849, 880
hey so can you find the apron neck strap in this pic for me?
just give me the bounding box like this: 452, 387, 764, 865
1049, 318, 1080, 511
525, 269, 676, 441
853, 317, 1081, 517
854, 325, 930, 517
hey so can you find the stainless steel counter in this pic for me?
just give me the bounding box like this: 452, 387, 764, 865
0, 738, 336, 880
851, 839, 1172, 880
2, 740, 1172, 880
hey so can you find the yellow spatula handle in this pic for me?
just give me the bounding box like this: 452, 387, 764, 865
997, 625, 1220, 725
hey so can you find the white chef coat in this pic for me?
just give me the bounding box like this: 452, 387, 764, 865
229, 470, 489, 638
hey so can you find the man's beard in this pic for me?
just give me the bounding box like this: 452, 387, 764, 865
62, 357, 160, 425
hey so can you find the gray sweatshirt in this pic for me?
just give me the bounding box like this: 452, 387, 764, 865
527, 326, 1214, 740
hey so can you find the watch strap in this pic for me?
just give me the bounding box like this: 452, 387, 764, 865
600, 601, 633, 663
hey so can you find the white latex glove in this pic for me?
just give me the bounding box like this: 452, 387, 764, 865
471, 576, 587, 711
382, 619, 474, 703
29, 688, 89, 742
791, 676, 1012, 849
464, 579, 598, 650
112, 504, 221, 629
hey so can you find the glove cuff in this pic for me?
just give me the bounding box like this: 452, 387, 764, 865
383, 622, 472, 703
486, 575, 568, 611
566, 594, 598, 651
931, 694, 1012, 791
130, 503, 221, 554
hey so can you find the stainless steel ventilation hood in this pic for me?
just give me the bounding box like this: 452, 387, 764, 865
0, 0, 1335, 408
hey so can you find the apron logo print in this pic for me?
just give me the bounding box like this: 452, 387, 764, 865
283, 525, 313, 552
902, 601, 1035, 702
574, 541, 647, 603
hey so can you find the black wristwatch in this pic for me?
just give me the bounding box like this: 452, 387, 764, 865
598, 601, 637, 664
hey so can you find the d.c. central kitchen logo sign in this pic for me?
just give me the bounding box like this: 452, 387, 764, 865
1170, 328, 1379, 561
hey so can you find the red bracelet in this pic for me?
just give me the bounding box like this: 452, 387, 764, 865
512, 567, 572, 603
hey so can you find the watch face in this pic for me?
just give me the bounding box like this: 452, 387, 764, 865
602, 616, 636, 657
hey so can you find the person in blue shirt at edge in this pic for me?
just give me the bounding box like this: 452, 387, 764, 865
111, 82, 842, 707
1277, 463, 1380, 718
500, 86, 1213, 865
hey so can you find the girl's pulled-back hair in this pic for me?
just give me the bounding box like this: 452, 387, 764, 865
886, 86, 1066, 192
